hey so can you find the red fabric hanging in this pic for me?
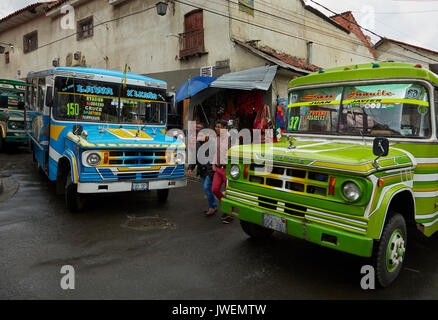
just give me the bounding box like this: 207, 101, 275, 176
237, 91, 263, 116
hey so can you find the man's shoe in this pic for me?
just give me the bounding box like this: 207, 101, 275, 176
221, 213, 227, 220
222, 216, 234, 224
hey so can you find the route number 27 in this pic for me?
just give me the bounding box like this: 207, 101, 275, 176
289, 116, 300, 131
67, 103, 80, 116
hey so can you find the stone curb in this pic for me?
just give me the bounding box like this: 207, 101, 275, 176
0, 178, 3, 195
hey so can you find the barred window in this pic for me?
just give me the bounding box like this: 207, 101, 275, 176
77, 16, 93, 41
23, 31, 38, 53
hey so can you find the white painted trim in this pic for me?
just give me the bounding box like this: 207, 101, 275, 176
416, 211, 438, 220
377, 187, 416, 239
227, 195, 258, 206
413, 174, 438, 182
414, 191, 438, 198
49, 146, 62, 163
307, 209, 367, 226
305, 215, 367, 233
416, 158, 438, 164
226, 189, 258, 200
423, 216, 438, 227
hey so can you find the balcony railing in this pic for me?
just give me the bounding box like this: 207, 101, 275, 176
179, 29, 206, 59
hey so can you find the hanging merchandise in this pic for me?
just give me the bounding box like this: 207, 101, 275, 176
275, 104, 285, 142
253, 104, 272, 130
237, 91, 263, 116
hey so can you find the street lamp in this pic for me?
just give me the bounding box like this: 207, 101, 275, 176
156, 1, 168, 16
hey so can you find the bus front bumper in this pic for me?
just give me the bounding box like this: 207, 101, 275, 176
5, 132, 28, 144
221, 197, 374, 258
77, 177, 187, 193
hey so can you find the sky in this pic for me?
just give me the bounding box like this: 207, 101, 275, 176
306, 0, 438, 52
1, 0, 438, 52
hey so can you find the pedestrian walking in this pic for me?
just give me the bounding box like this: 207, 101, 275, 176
188, 132, 217, 216
212, 119, 234, 224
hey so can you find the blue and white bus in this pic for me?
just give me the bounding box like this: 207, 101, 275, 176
25, 67, 186, 211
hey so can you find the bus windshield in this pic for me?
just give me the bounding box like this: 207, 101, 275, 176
287, 83, 431, 138
54, 77, 167, 125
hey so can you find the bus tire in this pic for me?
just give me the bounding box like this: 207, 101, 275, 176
373, 212, 407, 287
240, 220, 274, 240
0, 135, 3, 152
32, 148, 45, 176
65, 171, 84, 212
157, 189, 169, 203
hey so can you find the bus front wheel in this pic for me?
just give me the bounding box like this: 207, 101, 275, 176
241, 220, 274, 240
65, 171, 84, 212
157, 189, 169, 203
373, 212, 407, 287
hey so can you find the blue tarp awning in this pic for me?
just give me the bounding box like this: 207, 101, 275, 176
175, 76, 216, 103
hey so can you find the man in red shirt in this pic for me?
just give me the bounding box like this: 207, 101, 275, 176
212, 120, 234, 224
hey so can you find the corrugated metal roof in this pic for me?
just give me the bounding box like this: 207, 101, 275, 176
210, 65, 278, 91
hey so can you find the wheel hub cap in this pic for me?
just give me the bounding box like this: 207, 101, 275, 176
386, 230, 405, 273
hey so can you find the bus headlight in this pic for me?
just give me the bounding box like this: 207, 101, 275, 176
230, 165, 240, 179
174, 152, 185, 165
86, 153, 101, 166
342, 181, 360, 201
8, 121, 18, 130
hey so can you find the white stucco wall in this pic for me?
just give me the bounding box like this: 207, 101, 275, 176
0, 0, 375, 81
375, 41, 438, 70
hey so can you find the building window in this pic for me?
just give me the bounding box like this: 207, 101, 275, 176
179, 9, 205, 59
5, 52, 9, 64
77, 16, 93, 40
239, 0, 254, 16
23, 31, 38, 53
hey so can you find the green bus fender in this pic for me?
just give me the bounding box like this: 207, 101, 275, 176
367, 184, 414, 240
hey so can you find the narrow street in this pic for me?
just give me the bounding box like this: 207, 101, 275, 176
1, 147, 437, 299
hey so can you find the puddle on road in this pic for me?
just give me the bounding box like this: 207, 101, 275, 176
0, 176, 19, 203
122, 215, 176, 231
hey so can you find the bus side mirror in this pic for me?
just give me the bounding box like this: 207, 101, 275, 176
73, 124, 83, 136
46, 86, 53, 107
373, 137, 389, 157
0, 96, 8, 108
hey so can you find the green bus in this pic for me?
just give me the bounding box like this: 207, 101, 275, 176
0, 79, 27, 150
221, 62, 438, 287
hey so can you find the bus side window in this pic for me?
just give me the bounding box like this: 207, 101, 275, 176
31, 78, 37, 110
435, 90, 438, 134
38, 78, 45, 111
25, 80, 32, 109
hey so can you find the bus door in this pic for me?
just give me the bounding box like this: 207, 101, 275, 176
27, 77, 50, 173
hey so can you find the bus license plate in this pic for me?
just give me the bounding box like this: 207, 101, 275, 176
263, 213, 287, 233
132, 182, 149, 191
